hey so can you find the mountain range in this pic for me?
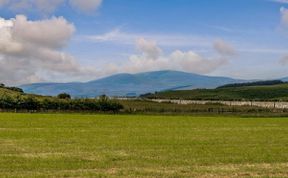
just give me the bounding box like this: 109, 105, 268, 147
281, 77, 288, 82
20, 70, 244, 97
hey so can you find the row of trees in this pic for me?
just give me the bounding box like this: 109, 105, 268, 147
0, 95, 123, 113
0, 83, 24, 93
217, 80, 284, 89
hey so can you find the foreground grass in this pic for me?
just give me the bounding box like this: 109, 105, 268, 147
0, 113, 288, 177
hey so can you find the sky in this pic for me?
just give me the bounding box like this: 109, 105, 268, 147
0, 0, 288, 85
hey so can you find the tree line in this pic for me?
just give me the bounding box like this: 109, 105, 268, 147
217, 80, 285, 89
0, 83, 24, 93
0, 93, 123, 113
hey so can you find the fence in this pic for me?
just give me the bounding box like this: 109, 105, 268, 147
151, 99, 288, 109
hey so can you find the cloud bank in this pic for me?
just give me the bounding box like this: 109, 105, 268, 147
112, 38, 235, 75
0, 15, 95, 85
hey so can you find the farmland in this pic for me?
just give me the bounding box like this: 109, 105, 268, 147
0, 113, 288, 177
143, 83, 288, 101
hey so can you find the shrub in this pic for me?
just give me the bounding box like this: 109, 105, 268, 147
57, 93, 71, 99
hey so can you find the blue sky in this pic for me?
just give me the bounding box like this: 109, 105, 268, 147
0, 0, 288, 84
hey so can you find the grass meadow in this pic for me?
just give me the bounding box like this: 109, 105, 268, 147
145, 83, 288, 101
0, 113, 288, 177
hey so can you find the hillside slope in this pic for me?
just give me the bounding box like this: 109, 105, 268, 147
0, 87, 23, 98
281, 75, 288, 82
144, 83, 288, 101
0, 86, 48, 100
21, 70, 241, 97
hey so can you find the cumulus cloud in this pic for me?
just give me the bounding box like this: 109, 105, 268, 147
0, 0, 103, 14
136, 38, 162, 60
87, 28, 122, 42
0, 15, 95, 85
113, 38, 230, 74
13, 15, 75, 49
169, 50, 227, 73
280, 7, 288, 27
279, 55, 288, 65
213, 39, 236, 56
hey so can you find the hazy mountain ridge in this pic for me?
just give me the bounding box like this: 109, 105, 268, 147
21, 70, 243, 97
281, 77, 288, 82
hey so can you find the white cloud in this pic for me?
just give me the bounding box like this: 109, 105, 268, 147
213, 39, 236, 56
84, 29, 213, 47
279, 55, 288, 65
87, 28, 122, 42
111, 38, 230, 75
280, 7, 288, 27
169, 50, 227, 73
69, 0, 102, 13
136, 38, 162, 60
13, 15, 75, 49
0, 15, 95, 85
0, 0, 103, 14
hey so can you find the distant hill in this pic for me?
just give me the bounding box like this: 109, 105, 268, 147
20, 70, 242, 97
0, 84, 47, 99
217, 80, 284, 89
281, 77, 288, 82
143, 83, 288, 101
0, 86, 23, 98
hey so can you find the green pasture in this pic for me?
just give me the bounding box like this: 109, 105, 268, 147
145, 83, 288, 101
0, 113, 287, 177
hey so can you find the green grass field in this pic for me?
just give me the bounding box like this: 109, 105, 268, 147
145, 83, 288, 101
0, 113, 288, 177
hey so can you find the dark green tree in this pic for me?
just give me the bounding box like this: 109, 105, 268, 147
57, 93, 71, 99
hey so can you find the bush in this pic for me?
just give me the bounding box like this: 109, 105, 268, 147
8, 87, 24, 93
57, 93, 71, 99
